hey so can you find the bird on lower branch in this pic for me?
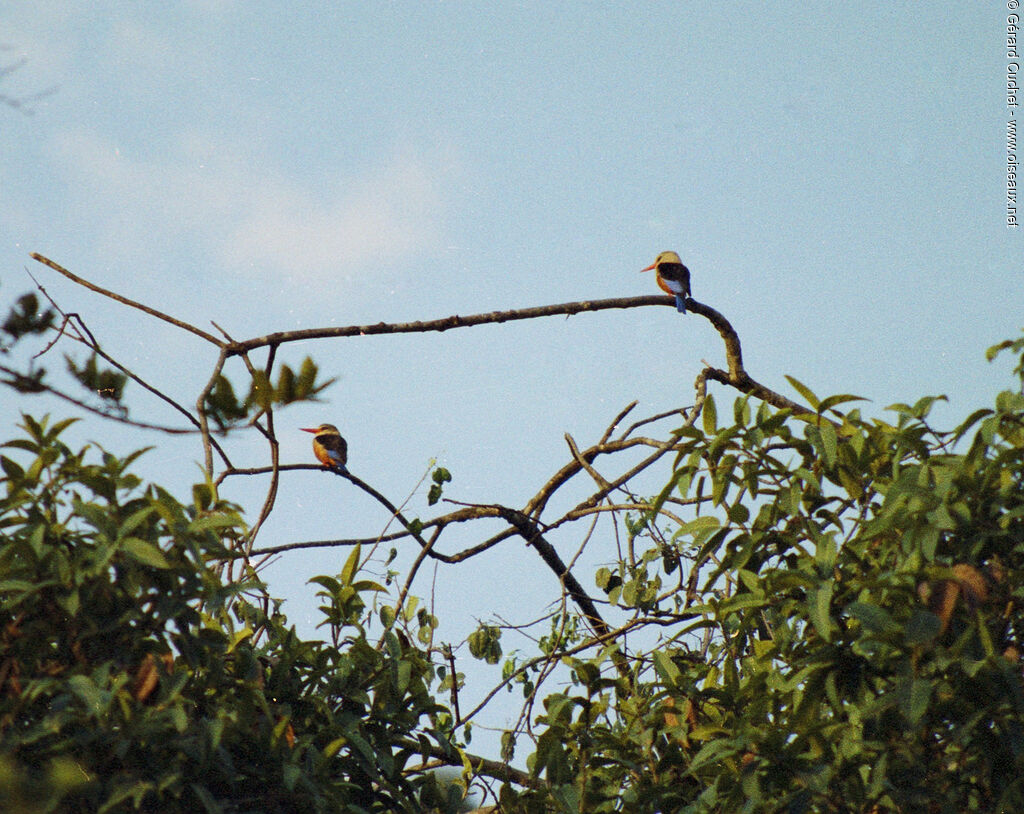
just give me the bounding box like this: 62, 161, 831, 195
301, 423, 348, 473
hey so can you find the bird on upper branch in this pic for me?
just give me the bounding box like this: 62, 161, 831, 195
641, 250, 691, 313
301, 423, 348, 472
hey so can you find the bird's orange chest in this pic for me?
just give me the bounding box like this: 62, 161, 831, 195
312, 441, 334, 466
655, 273, 675, 296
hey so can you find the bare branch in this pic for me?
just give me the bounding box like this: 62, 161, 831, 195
599, 400, 638, 444
196, 347, 231, 474
0, 362, 193, 433
565, 432, 612, 492
0, 55, 57, 115
240, 346, 281, 552
225, 295, 681, 355
31, 253, 224, 347
619, 405, 690, 440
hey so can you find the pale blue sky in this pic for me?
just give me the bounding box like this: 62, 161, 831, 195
1, 3, 1020, 756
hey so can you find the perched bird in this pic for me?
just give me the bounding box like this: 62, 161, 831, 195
641, 251, 691, 313
301, 423, 348, 472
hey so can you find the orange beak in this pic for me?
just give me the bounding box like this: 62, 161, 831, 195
300, 427, 319, 434
640, 262, 656, 272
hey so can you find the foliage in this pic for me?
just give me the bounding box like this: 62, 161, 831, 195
1, 291, 54, 350
495, 348, 1024, 813
0, 417, 456, 813
206, 358, 336, 431
3, 274, 1024, 812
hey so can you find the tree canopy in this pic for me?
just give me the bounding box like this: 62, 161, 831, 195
1, 262, 1023, 812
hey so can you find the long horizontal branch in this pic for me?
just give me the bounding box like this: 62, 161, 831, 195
30, 253, 806, 423
31, 253, 785, 418
225, 295, 683, 355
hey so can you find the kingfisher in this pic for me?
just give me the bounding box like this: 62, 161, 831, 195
641, 251, 691, 313
301, 423, 348, 472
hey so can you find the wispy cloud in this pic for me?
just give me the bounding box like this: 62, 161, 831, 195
47, 128, 456, 282
222, 150, 450, 280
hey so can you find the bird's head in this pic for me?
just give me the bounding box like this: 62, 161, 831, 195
301, 423, 341, 436
641, 250, 683, 272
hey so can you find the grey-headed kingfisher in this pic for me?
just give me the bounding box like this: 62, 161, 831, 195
302, 423, 348, 472
642, 251, 691, 313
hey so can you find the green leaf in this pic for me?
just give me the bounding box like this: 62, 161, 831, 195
281, 763, 301, 792
899, 677, 932, 727
904, 610, 942, 645
818, 393, 867, 413
276, 364, 296, 404
702, 394, 718, 435
118, 506, 156, 538
187, 514, 243, 534
323, 737, 346, 759
679, 515, 721, 538
0, 455, 24, 480
807, 583, 834, 642
837, 466, 863, 500
551, 783, 580, 814
120, 537, 170, 569
345, 726, 378, 765
727, 502, 750, 523
2, 292, 55, 342
652, 650, 682, 686
818, 421, 838, 469
57, 589, 80, 616
845, 601, 899, 636
814, 531, 837, 570
67, 675, 106, 716
688, 739, 739, 774
340, 543, 361, 586
733, 395, 752, 427
246, 370, 273, 411
65, 353, 127, 404
736, 569, 762, 594
204, 375, 248, 428
717, 593, 768, 615
351, 579, 387, 593
785, 375, 821, 410
309, 575, 340, 593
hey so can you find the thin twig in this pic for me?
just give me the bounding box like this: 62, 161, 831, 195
243, 346, 282, 551
23, 270, 225, 452
0, 363, 191, 432
599, 400, 638, 444
31, 253, 224, 347
196, 347, 231, 475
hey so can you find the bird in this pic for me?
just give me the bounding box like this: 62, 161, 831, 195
641, 251, 691, 313
301, 423, 348, 472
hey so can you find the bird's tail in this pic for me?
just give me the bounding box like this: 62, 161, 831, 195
674, 295, 687, 314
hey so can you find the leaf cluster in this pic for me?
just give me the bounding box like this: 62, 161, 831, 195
0, 417, 456, 813
206, 358, 335, 431
498, 341, 1024, 812
4, 273, 1024, 812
